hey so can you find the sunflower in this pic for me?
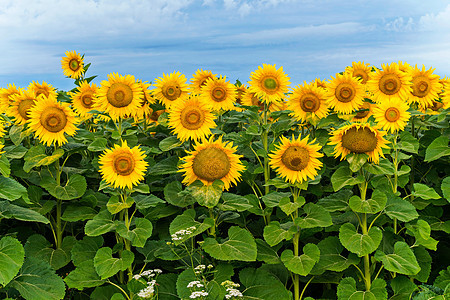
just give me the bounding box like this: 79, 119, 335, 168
0, 119, 5, 139
241, 90, 264, 109
189, 69, 216, 95
98, 140, 148, 190
61, 50, 84, 79
366, 62, 412, 104
311, 78, 328, 90
248, 64, 290, 104
233, 84, 247, 111
94, 73, 143, 121
288, 81, 328, 124
152, 71, 189, 108
179, 136, 245, 191
441, 82, 450, 110
28, 81, 57, 99
329, 123, 389, 164
199, 76, 237, 111
70, 81, 98, 118
8, 89, 38, 125
326, 72, 365, 114
408, 65, 441, 108
351, 101, 374, 123
146, 108, 165, 125
269, 135, 323, 184
345, 61, 373, 85
397, 61, 413, 73
372, 98, 411, 133
133, 80, 154, 122
168, 96, 216, 142
27, 95, 78, 146
0, 84, 21, 112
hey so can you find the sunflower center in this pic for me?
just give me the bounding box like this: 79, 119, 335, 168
384, 107, 400, 122
81, 93, 93, 108
35, 89, 49, 98
341, 127, 378, 153
211, 87, 227, 102
354, 71, 368, 84
192, 147, 231, 182
40, 107, 67, 133
113, 152, 135, 176
354, 102, 371, 119
300, 94, 320, 112
107, 83, 133, 108
69, 59, 80, 71
379, 74, 401, 95
162, 85, 181, 101
18, 99, 35, 120
412, 76, 430, 97
263, 76, 278, 91
180, 107, 205, 130
335, 83, 355, 103
281, 146, 310, 171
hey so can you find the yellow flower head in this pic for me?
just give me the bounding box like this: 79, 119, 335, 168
248, 64, 291, 104
152, 71, 189, 108
70, 81, 98, 118
408, 65, 441, 108
28, 81, 57, 99
372, 98, 411, 133
269, 135, 323, 184
133, 80, 155, 122
61, 50, 84, 79
345, 61, 373, 85
189, 69, 217, 95
0, 84, 21, 112
350, 101, 374, 123
99, 140, 148, 190
199, 76, 237, 111
311, 78, 328, 90
326, 72, 365, 114
441, 81, 450, 110
288, 81, 329, 124
8, 89, 39, 125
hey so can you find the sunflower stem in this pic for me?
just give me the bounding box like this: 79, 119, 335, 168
122, 192, 133, 281
392, 132, 399, 234
293, 188, 300, 300
55, 146, 63, 249
209, 208, 216, 237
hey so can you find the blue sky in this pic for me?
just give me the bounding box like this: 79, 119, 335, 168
1, 0, 450, 91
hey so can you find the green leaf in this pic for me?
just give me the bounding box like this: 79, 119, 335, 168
61, 205, 97, 222
385, 193, 418, 222
374, 241, 421, 275
148, 156, 178, 175
348, 189, 387, 214
9, 125, 27, 146
262, 192, 291, 207
23, 145, 64, 172
0, 176, 28, 201
85, 210, 116, 236
159, 136, 183, 151
424, 136, 450, 162
339, 223, 382, 256
406, 220, 438, 251
116, 218, 153, 247
187, 180, 223, 208
163, 181, 195, 207
398, 131, 419, 154
295, 203, 332, 229
279, 197, 302, 215
347, 153, 368, 172
175, 269, 197, 299
363, 158, 395, 175
94, 247, 134, 279
40, 174, 87, 200
71, 236, 104, 267
337, 277, 387, 300
0, 236, 24, 287
442, 177, 450, 202
281, 244, 320, 276
413, 183, 441, 200
240, 268, 292, 300
203, 226, 257, 261
87, 138, 108, 152
0, 201, 49, 224
0, 155, 10, 177
263, 221, 295, 246
317, 189, 353, 212
312, 236, 360, 274
434, 266, 450, 290
412, 246, 432, 283
106, 195, 135, 214
390, 276, 417, 300
331, 166, 365, 191
169, 209, 214, 245
256, 239, 280, 264
9, 258, 66, 300
64, 260, 105, 290
218, 193, 253, 212
133, 194, 164, 210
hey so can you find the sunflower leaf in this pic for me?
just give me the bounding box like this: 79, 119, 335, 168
331, 165, 365, 191
0, 236, 25, 287
281, 244, 320, 276
295, 203, 332, 229
40, 173, 87, 201
187, 180, 223, 208
169, 209, 214, 245
424, 136, 450, 162
348, 189, 387, 214
337, 277, 387, 300
94, 247, 134, 279
339, 223, 382, 256
374, 241, 421, 275
23, 144, 64, 173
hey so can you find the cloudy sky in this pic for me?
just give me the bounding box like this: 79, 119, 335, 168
1, 0, 449, 91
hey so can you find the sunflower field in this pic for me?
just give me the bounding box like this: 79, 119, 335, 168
0, 52, 449, 300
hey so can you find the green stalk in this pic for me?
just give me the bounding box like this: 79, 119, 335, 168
122, 192, 133, 281
392, 132, 399, 234
209, 208, 216, 237
358, 171, 371, 290
292, 188, 300, 300
55, 146, 63, 249
262, 103, 270, 196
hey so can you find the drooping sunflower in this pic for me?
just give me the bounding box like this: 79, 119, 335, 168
28, 80, 57, 99
8, 89, 38, 125
179, 136, 245, 191
269, 135, 323, 184
407, 65, 441, 108
326, 72, 365, 114
94, 73, 143, 121
372, 98, 411, 133
168, 96, 216, 142
98, 140, 148, 190
199, 76, 237, 111
27, 95, 78, 146
0, 84, 21, 112
61, 50, 84, 79
189, 69, 217, 95
152, 71, 189, 108
146, 108, 165, 125
248, 64, 290, 104
288, 81, 328, 124
329, 123, 390, 164
350, 101, 374, 123
366, 62, 412, 104
345, 61, 373, 85
70, 81, 98, 118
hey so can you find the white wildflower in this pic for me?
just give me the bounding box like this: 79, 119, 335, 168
189, 290, 208, 299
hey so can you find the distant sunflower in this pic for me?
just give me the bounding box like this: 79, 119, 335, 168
366, 62, 412, 103
99, 140, 148, 190
168, 96, 216, 142
94, 73, 143, 121
179, 136, 245, 191
441, 82, 450, 110
233, 84, 247, 111
372, 98, 411, 133
288, 81, 328, 124
329, 123, 389, 164
345, 61, 373, 85
351, 101, 374, 123
326, 72, 365, 114
152, 71, 189, 108
0, 84, 21, 112
248, 64, 290, 104
8, 89, 38, 125
189, 69, 216, 95
311, 78, 328, 90
269, 135, 323, 184
133, 80, 154, 121
0, 119, 6, 139
146, 108, 165, 125
241, 90, 264, 109
28, 95, 78, 146
61, 50, 84, 79
397, 61, 412, 73
408, 65, 441, 108
70, 81, 98, 117
200, 76, 237, 111
28, 81, 57, 99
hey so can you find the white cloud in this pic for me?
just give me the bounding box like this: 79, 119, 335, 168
419, 4, 450, 31
385, 17, 415, 32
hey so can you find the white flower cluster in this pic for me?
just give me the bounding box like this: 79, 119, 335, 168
133, 269, 163, 280
171, 226, 197, 241
137, 280, 156, 298
187, 280, 204, 288
189, 290, 209, 299
194, 264, 206, 274
225, 288, 243, 299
